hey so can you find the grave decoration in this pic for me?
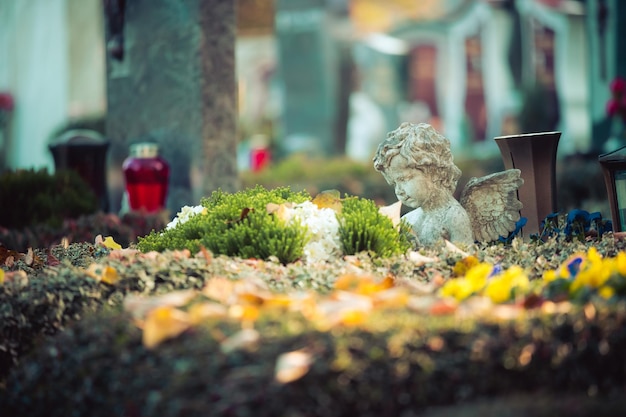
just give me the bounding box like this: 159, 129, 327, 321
374, 123, 524, 247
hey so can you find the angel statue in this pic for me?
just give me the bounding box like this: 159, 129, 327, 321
373, 122, 523, 248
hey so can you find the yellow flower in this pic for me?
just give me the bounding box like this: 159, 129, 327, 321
598, 286, 615, 299
440, 262, 492, 302
453, 255, 480, 277
465, 263, 492, 291
570, 249, 610, 293
484, 266, 529, 304
542, 269, 558, 283
587, 247, 602, 264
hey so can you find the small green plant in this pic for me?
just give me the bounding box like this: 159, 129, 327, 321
339, 197, 412, 257
139, 187, 413, 263
138, 186, 311, 264
0, 168, 98, 229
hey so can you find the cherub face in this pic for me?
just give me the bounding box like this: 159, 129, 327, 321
385, 154, 432, 208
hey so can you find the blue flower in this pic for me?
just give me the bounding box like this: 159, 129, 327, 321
488, 264, 503, 277
588, 212, 612, 236
566, 256, 583, 277
539, 212, 560, 239
498, 217, 527, 244
564, 209, 590, 238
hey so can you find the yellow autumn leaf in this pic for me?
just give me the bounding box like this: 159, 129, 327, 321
124, 290, 197, 320
188, 302, 228, 324
372, 287, 409, 308
142, 306, 190, 349
314, 292, 372, 329
355, 276, 394, 295
312, 189, 342, 213
228, 304, 260, 322
275, 349, 314, 384
263, 294, 295, 309
237, 292, 266, 306
102, 236, 122, 250
100, 266, 119, 285
340, 309, 367, 326
334, 274, 363, 291
85, 263, 119, 285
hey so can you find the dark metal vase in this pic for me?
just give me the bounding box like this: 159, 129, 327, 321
494, 131, 561, 238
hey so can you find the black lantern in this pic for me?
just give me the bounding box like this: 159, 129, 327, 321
49, 129, 110, 212
598, 145, 626, 232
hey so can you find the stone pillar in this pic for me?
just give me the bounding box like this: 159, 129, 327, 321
104, 0, 238, 214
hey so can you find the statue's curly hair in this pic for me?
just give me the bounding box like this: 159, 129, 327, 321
373, 122, 461, 194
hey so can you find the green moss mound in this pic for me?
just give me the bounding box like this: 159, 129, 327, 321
138, 186, 311, 264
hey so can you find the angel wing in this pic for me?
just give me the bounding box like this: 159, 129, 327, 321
459, 169, 524, 242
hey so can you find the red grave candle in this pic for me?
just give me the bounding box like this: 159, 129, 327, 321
123, 143, 169, 213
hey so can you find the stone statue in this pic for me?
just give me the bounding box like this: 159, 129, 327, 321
373, 122, 523, 247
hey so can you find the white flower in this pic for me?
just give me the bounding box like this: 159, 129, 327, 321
166, 205, 206, 230
284, 201, 342, 264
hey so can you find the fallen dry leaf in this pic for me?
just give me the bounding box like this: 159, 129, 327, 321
143, 306, 191, 349
378, 200, 402, 228
124, 290, 197, 320
266, 202, 294, 222
220, 328, 260, 354
203, 277, 236, 304
312, 190, 342, 213
408, 251, 437, 266
188, 302, 228, 324
85, 263, 119, 285
0, 245, 22, 266
444, 240, 470, 257
24, 248, 34, 266
275, 349, 314, 384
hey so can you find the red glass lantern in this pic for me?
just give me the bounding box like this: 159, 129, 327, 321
123, 142, 169, 213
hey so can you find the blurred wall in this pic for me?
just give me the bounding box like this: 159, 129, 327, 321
0, 0, 106, 171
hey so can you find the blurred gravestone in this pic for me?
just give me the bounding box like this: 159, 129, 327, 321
275, 0, 339, 157
104, 0, 238, 214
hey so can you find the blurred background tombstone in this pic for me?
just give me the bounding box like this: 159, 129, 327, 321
103, 0, 238, 214
274, 0, 339, 158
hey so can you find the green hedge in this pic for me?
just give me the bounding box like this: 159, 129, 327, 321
0, 168, 98, 229
1, 301, 625, 416
2, 234, 626, 414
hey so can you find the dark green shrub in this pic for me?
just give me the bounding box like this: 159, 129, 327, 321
0, 168, 98, 229
339, 196, 412, 257
137, 186, 311, 264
